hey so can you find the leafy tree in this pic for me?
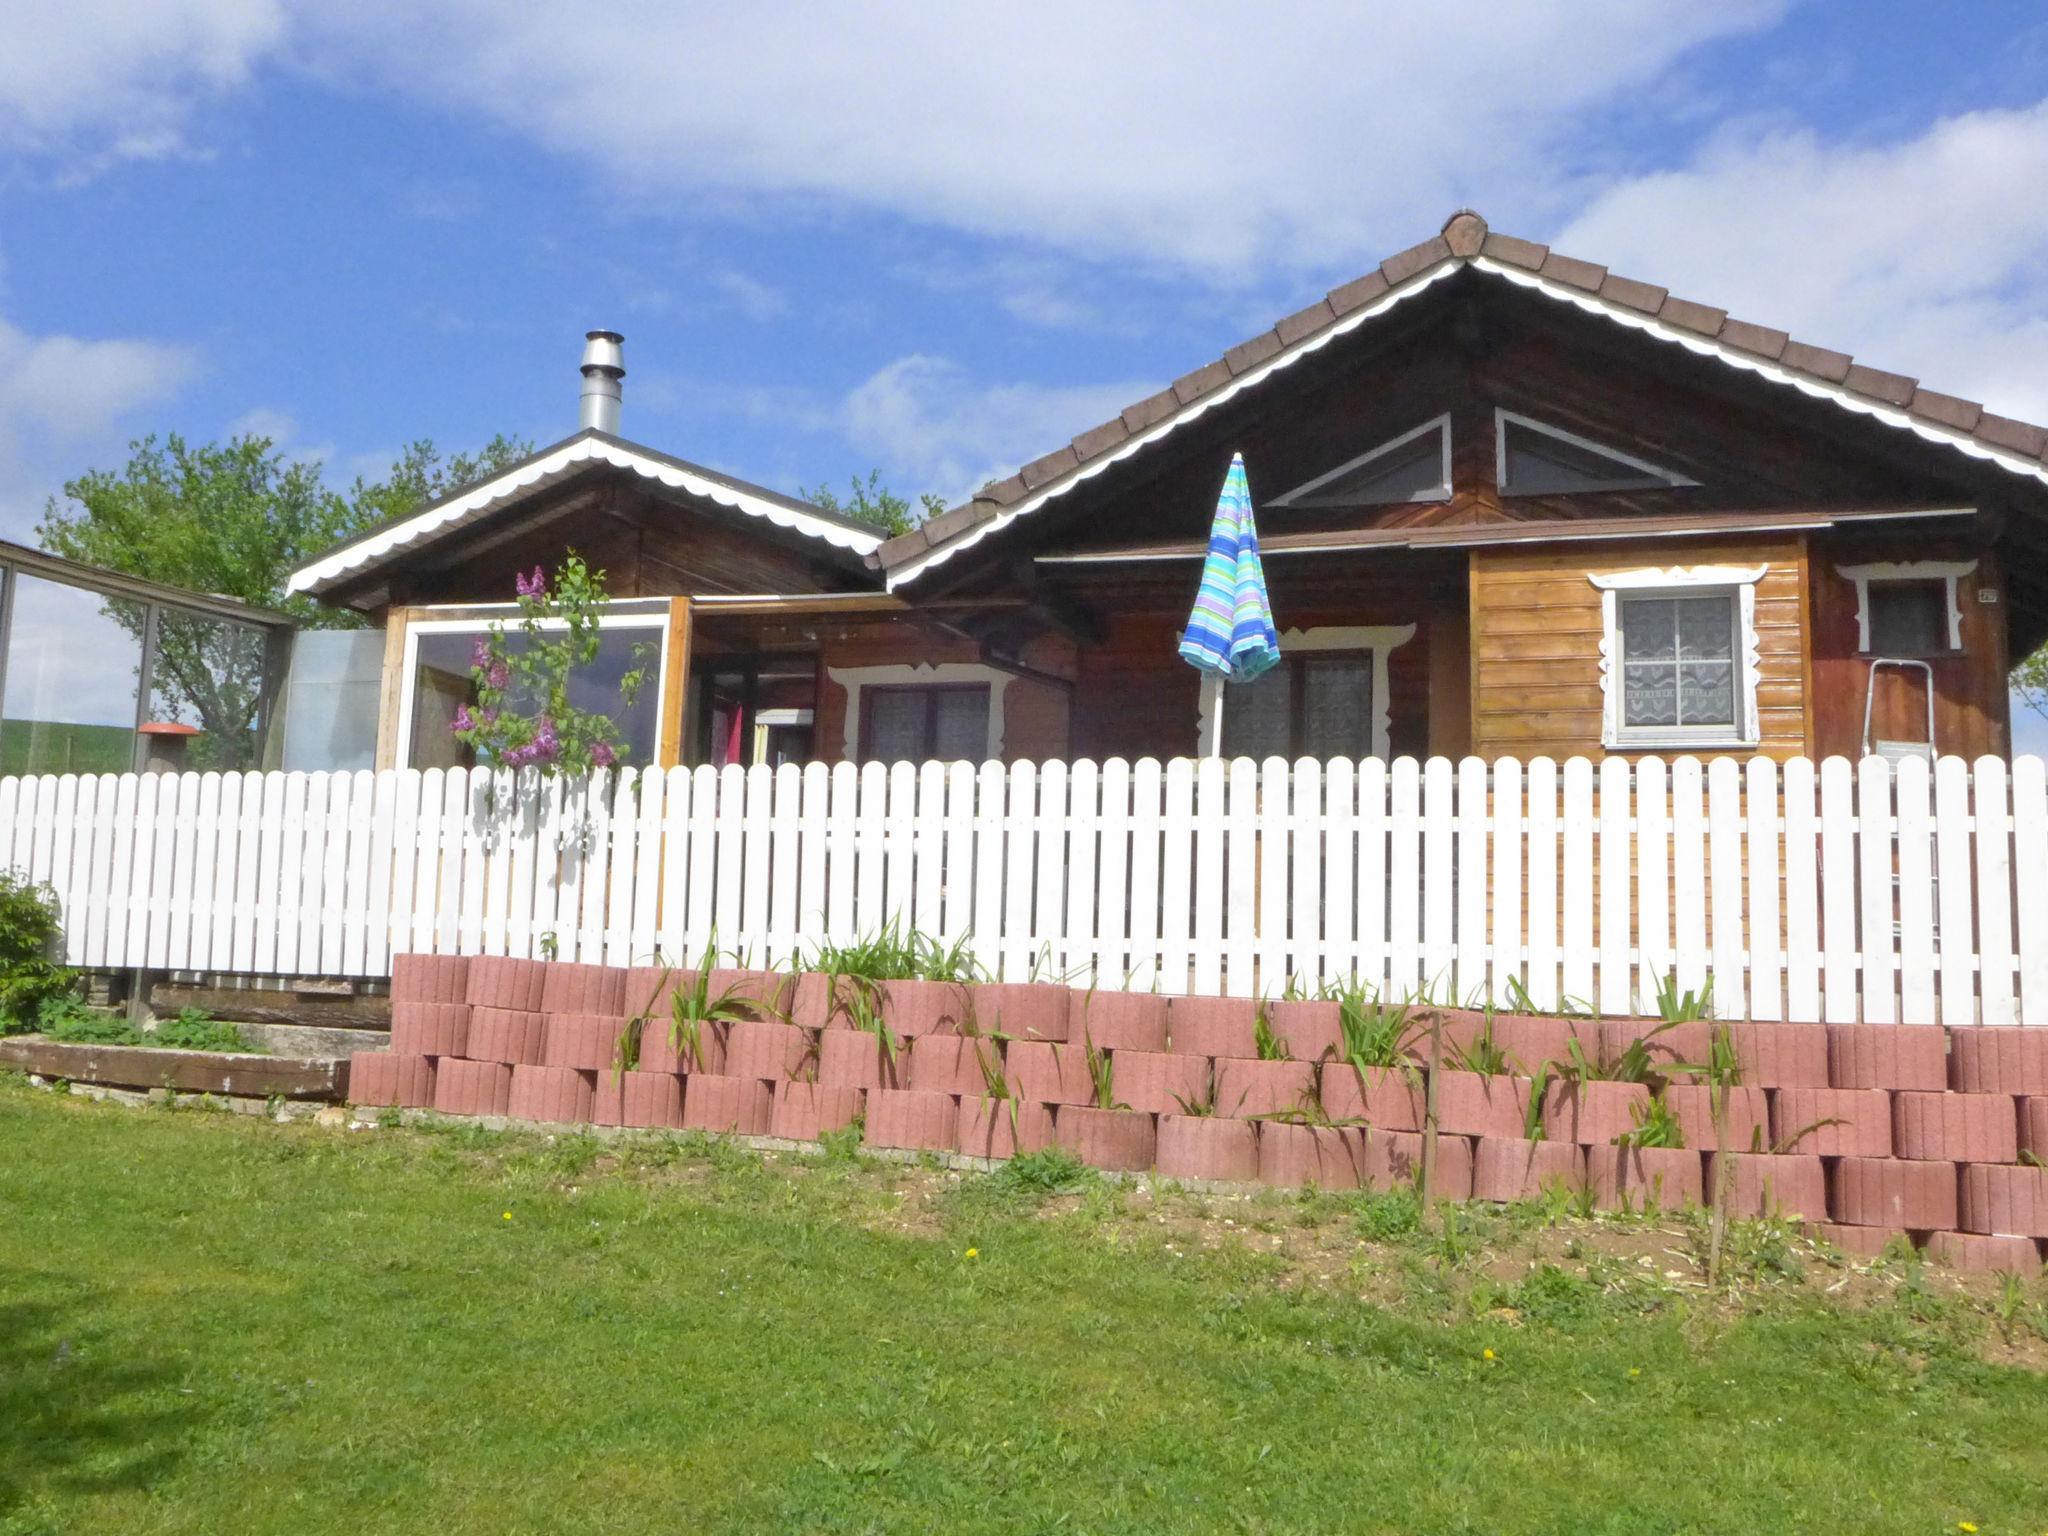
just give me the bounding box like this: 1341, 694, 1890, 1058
798, 469, 946, 537
36, 431, 530, 767
2015, 644, 2048, 724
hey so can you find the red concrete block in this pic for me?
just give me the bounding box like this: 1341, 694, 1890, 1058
1540, 1079, 1651, 1146
349, 1051, 434, 1108
1214, 1058, 1317, 1119
388, 1001, 470, 1058
682, 1074, 774, 1135
815, 1028, 903, 1090
1660, 1085, 1768, 1152
2022, 1098, 2048, 1160
623, 964, 682, 1022
1154, 1115, 1259, 1182
1892, 1091, 2018, 1164
1923, 1230, 2044, 1275
1109, 1049, 1210, 1115
1814, 1222, 1912, 1260
635, 1015, 728, 1075
873, 978, 972, 1037
769, 1082, 864, 1142
706, 968, 793, 1019
390, 952, 469, 1006
1067, 989, 1169, 1052
1704, 1153, 1827, 1221
541, 1013, 630, 1073
1598, 1019, 1711, 1076
958, 1095, 1056, 1160
540, 961, 628, 1017
1319, 1065, 1423, 1130
1949, 1028, 2048, 1095
970, 983, 1069, 1042
783, 972, 835, 1029
464, 955, 548, 1012
1263, 1000, 1342, 1063
1830, 1156, 1958, 1230
593, 1070, 685, 1130
431, 1057, 512, 1117
1724, 1022, 1830, 1088
1432, 1071, 1536, 1139
1258, 1124, 1365, 1190
725, 1019, 817, 1083
1588, 1146, 1704, 1211
863, 1087, 959, 1152
1826, 1023, 1946, 1091
1491, 1014, 1596, 1076
1054, 1105, 1156, 1172
1416, 1132, 1476, 1200
1413, 1007, 1486, 1062
1769, 1087, 1893, 1157
466, 1006, 547, 1066
1167, 995, 1259, 1058
1472, 1138, 1586, 1202
1959, 1163, 2048, 1238
1006, 1040, 1094, 1106
906, 1035, 998, 1097
506, 1064, 595, 1124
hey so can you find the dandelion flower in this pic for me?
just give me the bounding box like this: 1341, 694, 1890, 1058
502, 1211, 512, 1221
1957, 1524, 1976, 1533
965, 1247, 979, 1259
1482, 1348, 1495, 1361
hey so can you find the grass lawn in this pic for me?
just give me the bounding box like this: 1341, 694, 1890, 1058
4, 1079, 2046, 1534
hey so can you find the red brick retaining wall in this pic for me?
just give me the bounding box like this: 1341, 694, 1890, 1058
358, 955, 2048, 1275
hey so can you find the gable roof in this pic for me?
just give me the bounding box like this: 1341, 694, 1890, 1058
876, 210, 2048, 590
286, 429, 885, 599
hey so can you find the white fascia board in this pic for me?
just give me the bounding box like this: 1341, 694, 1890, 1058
883, 263, 1465, 591
287, 435, 880, 596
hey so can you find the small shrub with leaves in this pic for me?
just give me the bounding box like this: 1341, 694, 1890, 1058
0, 871, 74, 1035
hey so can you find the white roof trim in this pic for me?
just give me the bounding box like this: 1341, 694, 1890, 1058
890, 252, 2048, 590
287, 435, 881, 596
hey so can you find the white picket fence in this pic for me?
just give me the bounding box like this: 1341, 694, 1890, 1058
3, 754, 2045, 1026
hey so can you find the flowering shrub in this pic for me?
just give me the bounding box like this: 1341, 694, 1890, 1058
450, 554, 648, 775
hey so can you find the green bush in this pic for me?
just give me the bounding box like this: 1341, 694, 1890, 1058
0, 870, 74, 1035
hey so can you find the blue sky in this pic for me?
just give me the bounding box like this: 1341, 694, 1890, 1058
2, 2, 2047, 749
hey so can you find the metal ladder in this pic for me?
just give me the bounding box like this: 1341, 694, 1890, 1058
1860, 657, 1937, 764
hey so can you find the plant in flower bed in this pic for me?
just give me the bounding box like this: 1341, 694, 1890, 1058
1614, 1095, 1686, 1150
0, 870, 75, 1035
1653, 970, 1716, 1023
36, 998, 254, 1053
450, 553, 650, 774
617, 937, 767, 1074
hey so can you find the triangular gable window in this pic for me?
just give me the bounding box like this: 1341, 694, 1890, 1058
1496, 410, 1697, 495
1270, 415, 1450, 509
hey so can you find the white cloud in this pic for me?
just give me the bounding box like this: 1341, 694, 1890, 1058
0, 0, 284, 173
294, 0, 1783, 277
1554, 102, 2048, 425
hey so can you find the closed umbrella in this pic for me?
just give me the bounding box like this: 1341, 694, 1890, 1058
1178, 452, 1280, 756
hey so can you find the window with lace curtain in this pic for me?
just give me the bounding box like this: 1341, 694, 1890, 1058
1221, 654, 1373, 760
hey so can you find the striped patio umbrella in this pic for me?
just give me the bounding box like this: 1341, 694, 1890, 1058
1178, 452, 1281, 684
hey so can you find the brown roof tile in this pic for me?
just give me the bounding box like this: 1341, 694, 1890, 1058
1380, 234, 1452, 287
1658, 296, 1726, 336
878, 526, 930, 566
981, 473, 1029, 507
1441, 210, 1487, 257
1781, 340, 1852, 382
1223, 329, 1283, 376
1070, 417, 1130, 460
1538, 251, 1606, 291
1909, 389, 1982, 432
1326, 268, 1389, 317
1275, 297, 1336, 346
1120, 387, 1180, 435
1479, 231, 1548, 270
917, 503, 981, 546
1599, 274, 1667, 313
1719, 317, 1790, 359
1843, 364, 1916, 406
1975, 412, 2048, 459
1018, 445, 1080, 490
1171, 358, 1231, 405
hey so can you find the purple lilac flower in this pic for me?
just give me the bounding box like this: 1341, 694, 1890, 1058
451, 705, 474, 734
471, 636, 491, 670
486, 659, 509, 690
515, 566, 546, 599
590, 740, 616, 768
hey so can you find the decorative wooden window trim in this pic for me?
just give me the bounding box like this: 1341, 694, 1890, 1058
827, 662, 1011, 762
1589, 565, 1764, 750
1835, 559, 1976, 654
1269, 415, 1451, 508
1195, 624, 1417, 761
1496, 408, 1699, 496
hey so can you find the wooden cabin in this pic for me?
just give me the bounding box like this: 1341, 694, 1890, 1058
287, 212, 2048, 773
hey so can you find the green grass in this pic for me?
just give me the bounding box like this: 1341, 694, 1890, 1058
3, 1080, 2046, 1534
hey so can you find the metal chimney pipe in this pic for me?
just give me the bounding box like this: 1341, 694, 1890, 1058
579, 329, 625, 434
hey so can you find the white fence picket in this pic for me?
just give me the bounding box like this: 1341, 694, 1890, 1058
1972, 757, 2016, 1026
2013, 756, 2048, 1028
1597, 756, 1631, 1017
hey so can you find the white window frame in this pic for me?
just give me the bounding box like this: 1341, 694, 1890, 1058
1269, 414, 1451, 508
395, 611, 670, 769
1496, 408, 1699, 496
1196, 624, 1417, 762
1836, 559, 1976, 654
1590, 566, 1764, 750
827, 662, 1011, 762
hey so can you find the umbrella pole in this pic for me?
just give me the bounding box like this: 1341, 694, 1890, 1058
1198, 672, 1225, 759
